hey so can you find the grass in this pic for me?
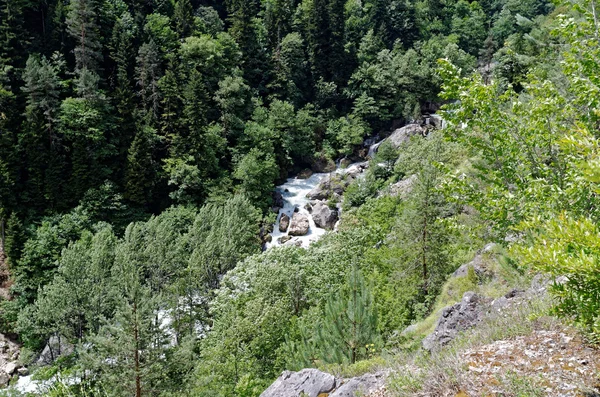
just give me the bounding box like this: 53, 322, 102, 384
387, 292, 561, 397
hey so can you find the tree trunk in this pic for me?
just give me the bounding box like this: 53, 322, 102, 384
133, 302, 142, 397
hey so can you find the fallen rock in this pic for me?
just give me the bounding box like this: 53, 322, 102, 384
17, 367, 28, 376
311, 201, 338, 230
422, 292, 490, 351
37, 335, 74, 365
288, 213, 309, 236
260, 368, 336, 397
330, 371, 388, 397
279, 213, 290, 232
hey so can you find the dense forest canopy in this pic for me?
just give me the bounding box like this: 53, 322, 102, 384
5, 0, 600, 395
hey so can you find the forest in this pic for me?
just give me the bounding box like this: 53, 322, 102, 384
1, 0, 599, 395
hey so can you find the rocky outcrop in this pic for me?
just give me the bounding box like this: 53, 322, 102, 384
330, 371, 387, 397
388, 175, 417, 199
37, 335, 74, 365
311, 201, 338, 230
279, 213, 290, 232
369, 124, 426, 158
260, 369, 389, 397
388, 124, 426, 148
260, 369, 336, 397
288, 213, 310, 236
422, 292, 490, 351
452, 243, 496, 279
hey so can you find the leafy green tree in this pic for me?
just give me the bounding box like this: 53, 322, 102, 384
233, 148, 279, 209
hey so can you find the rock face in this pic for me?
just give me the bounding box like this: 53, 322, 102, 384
422, 292, 490, 351
260, 368, 336, 397
261, 369, 389, 397
279, 213, 290, 232
37, 335, 75, 365
288, 213, 310, 236
330, 371, 387, 397
311, 201, 338, 230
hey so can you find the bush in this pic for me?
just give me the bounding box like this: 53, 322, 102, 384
515, 215, 600, 339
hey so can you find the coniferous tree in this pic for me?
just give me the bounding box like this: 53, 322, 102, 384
295, 265, 380, 365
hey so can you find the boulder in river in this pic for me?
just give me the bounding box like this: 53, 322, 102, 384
288, 213, 310, 236
279, 213, 290, 232
278, 235, 292, 244
312, 201, 338, 230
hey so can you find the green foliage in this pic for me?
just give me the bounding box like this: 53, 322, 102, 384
313, 265, 380, 364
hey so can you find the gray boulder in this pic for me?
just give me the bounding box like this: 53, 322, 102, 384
388, 124, 426, 148
279, 213, 290, 232
422, 292, 490, 351
307, 175, 351, 200
260, 369, 336, 397
330, 371, 387, 397
306, 178, 330, 200
288, 213, 310, 236
369, 124, 426, 158
0, 371, 8, 386
4, 362, 16, 375
388, 175, 417, 199
312, 201, 338, 230
278, 235, 292, 244
37, 335, 74, 365
17, 367, 28, 376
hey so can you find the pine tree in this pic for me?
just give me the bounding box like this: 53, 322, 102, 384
125, 116, 159, 206
135, 40, 162, 120
66, 0, 102, 73
83, 224, 168, 397
173, 0, 194, 38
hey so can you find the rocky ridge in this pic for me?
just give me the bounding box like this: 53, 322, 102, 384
260, 368, 388, 397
